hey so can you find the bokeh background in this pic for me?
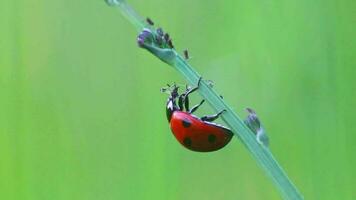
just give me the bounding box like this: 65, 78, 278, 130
0, 0, 355, 199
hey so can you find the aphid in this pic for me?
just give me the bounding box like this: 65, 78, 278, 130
155, 35, 163, 46
164, 33, 170, 41
167, 39, 174, 48
205, 80, 214, 88
156, 28, 164, 37
244, 108, 269, 147
146, 17, 154, 26
183, 49, 189, 59
164, 78, 233, 152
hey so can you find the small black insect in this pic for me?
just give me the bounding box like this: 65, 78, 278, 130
167, 39, 174, 48
164, 33, 170, 41
183, 49, 189, 59
146, 17, 154, 26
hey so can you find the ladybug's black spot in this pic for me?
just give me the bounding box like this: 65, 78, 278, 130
182, 118, 192, 128
183, 137, 192, 147
208, 134, 216, 143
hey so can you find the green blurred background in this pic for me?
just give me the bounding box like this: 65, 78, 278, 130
0, 0, 355, 199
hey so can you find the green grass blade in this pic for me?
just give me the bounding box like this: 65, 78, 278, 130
105, 1, 304, 199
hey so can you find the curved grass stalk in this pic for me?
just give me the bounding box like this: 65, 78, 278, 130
105, 1, 304, 199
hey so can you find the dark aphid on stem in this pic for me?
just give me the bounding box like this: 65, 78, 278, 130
167, 39, 174, 48
146, 17, 154, 26
183, 49, 189, 60
156, 28, 164, 37
155, 35, 163, 46
155, 28, 165, 46
164, 33, 170, 41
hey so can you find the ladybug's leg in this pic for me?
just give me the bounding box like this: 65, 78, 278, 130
182, 77, 203, 111
189, 99, 205, 114
183, 89, 190, 111
201, 110, 226, 122
178, 94, 184, 111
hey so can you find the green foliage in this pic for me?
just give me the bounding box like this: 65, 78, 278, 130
107, 0, 304, 199
1, 0, 355, 199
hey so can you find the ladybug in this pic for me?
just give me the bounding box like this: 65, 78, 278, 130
164, 78, 233, 152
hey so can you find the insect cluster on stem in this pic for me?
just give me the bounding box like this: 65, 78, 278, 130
137, 17, 191, 63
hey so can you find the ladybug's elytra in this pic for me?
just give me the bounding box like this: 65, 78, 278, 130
164, 78, 233, 152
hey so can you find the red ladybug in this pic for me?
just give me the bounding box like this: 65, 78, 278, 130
164, 78, 233, 152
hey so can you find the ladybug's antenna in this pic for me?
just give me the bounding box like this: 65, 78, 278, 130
160, 86, 171, 94
160, 83, 179, 94
160, 82, 189, 94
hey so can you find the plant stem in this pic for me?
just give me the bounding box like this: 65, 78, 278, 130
106, 1, 304, 199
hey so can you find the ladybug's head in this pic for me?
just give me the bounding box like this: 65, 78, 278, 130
161, 84, 180, 122
170, 84, 179, 99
